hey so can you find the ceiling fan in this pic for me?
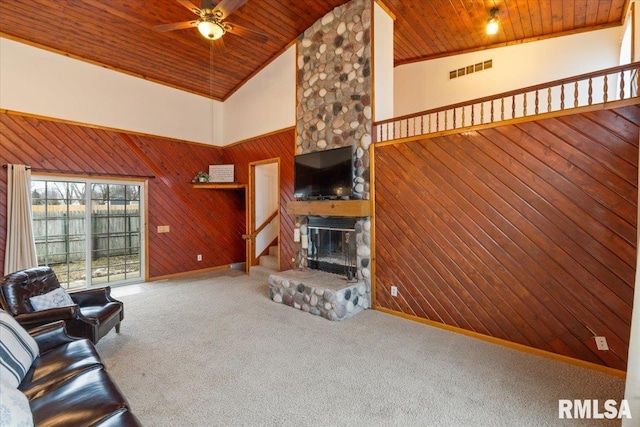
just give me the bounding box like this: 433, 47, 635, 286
155, 0, 267, 52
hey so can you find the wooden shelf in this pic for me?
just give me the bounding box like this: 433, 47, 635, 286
191, 182, 246, 190
287, 200, 371, 217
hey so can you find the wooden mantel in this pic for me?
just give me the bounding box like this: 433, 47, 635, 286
287, 200, 371, 217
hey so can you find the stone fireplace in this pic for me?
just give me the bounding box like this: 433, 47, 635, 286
268, 210, 371, 321
268, 0, 373, 321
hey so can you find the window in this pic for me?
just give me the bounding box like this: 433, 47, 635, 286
31, 178, 144, 289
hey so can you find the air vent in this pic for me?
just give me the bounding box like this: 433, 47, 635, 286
449, 59, 493, 79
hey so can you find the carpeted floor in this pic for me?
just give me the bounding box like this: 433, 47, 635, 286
96, 270, 625, 426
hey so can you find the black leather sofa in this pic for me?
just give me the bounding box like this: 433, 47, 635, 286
0, 266, 123, 343
21, 321, 141, 426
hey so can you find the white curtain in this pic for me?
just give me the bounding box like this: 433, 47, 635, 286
4, 164, 38, 275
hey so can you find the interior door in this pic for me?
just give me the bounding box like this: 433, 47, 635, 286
247, 159, 280, 272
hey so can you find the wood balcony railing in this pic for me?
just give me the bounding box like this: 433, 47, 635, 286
374, 62, 640, 144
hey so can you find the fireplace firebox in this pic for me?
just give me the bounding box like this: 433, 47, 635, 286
306, 217, 357, 278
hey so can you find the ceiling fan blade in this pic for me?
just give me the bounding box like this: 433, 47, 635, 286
176, 0, 202, 15
155, 21, 198, 32
213, 0, 248, 19
225, 22, 268, 43
199, 0, 217, 11
210, 37, 226, 54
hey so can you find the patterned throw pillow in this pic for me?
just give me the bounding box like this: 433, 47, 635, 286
0, 310, 39, 388
29, 288, 75, 311
0, 378, 34, 427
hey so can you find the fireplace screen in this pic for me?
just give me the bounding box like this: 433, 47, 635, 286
306, 217, 357, 278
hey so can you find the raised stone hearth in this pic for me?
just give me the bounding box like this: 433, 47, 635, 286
268, 269, 369, 321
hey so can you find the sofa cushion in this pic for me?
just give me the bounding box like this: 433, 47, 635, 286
19, 339, 104, 400
29, 368, 133, 427
0, 310, 39, 388
0, 379, 33, 427
29, 288, 75, 311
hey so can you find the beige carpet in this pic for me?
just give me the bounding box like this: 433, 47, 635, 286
96, 270, 625, 426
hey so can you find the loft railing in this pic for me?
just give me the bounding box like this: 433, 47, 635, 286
374, 62, 640, 144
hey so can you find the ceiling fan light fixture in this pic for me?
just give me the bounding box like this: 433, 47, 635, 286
487, 8, 499, 35
197, 18, 225, 40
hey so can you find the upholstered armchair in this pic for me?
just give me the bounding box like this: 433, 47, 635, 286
0, 266, 123, 344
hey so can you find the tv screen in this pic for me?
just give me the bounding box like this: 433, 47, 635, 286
294, 146, 354, 200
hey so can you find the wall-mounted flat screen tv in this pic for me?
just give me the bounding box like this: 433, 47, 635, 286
294, 146, 354, 200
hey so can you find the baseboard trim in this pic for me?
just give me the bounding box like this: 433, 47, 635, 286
373, 306, 626, 379
149, 264, 233, 281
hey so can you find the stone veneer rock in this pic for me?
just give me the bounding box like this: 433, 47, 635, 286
269, 270, 367, 321
296, 0, 372, 200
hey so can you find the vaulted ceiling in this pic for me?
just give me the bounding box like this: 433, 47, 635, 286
0, 0, 628, 101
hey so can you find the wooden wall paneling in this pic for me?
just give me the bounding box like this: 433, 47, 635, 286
43, 125, 112, 173
471, 126, 635, 355
377, 142, 561, 349
430, 131, 629, 367
461, 128, 634, 312
376, 195, 499, 335
474, 127, 635, 284
540, 118, 637, 205
0, 117, 49, 166
380, 139, 572, 350
0, 112, 246, 278
415, 136, 569, 346
375, 148, 475, 327
520, 121, 636, 285
122, 134, 245, 276
484, 124, 632, 344
6, 119, 78, 171
56, 125, 137, 175
375, 151, 490, 331
373, 106, 637, 369
434, 130, 628, 324
140, 135, 245, 271
504, 124, 636, 248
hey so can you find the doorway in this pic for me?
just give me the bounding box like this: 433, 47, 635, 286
247, 159, 280, 273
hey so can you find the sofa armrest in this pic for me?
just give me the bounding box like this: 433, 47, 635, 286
70, 286, 120, 306
15, 306, 81, 327
28, 321, 84, 354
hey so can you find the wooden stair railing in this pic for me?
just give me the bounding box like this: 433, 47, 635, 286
242, 209, 279, 241
374, 62, 640, 144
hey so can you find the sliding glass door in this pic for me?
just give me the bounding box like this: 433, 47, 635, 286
90, 183, 142, 285
31, 177, 145, 289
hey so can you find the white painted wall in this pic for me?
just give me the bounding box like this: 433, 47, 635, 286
0, 21, 628, 149
394, 27, 624, 117
223, 45, 296, 145
373, 2, 394, 121
0, 37, 222, 145
254, 162, 279, 258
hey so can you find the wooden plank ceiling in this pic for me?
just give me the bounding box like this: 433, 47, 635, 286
0, 0, 628, 101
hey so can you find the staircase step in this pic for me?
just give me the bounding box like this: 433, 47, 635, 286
268, 245, 278, 256
249, 265, 275, 282
259, 254, 278, 271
